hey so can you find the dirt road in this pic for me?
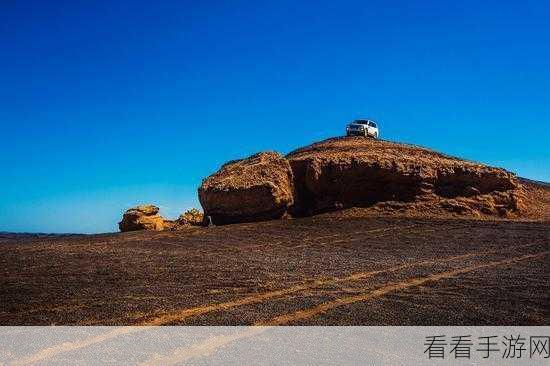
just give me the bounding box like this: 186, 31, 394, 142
1, 216, 548, 325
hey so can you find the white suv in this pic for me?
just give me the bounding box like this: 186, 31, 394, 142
346, 119, 379, 139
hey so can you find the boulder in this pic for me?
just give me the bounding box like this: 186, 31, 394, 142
118, 205, 166, 232
198, 152, 294, 225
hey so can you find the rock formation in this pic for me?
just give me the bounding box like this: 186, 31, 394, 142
198, 152, 294, 225
118, 205, 166, 232
198, 137, 525, 224
177, 208, 204, 226
286, 137, 521, 217
121, 137, 535, 229
119, 206, 206, 232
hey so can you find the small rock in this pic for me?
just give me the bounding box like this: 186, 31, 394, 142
119, 205, 166, 232
176, 208, 204, 226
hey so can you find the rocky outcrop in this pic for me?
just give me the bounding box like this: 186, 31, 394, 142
119, 206, 206, 232
286, 137, 520, 217
118, 205, 166, 232
197, 137, 524, 224
198, 152, 294, 225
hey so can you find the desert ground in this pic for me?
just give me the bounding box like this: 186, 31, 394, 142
1, 214, 548, 326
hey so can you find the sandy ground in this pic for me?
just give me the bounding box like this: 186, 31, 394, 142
1, 215, 548, 326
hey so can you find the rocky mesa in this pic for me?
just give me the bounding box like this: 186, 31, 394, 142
286, 137, 522, 218
199, 137, 536, 225
120, 136, 548, 231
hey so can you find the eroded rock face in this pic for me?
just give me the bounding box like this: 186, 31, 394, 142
286, 137, 520, 217
198, 152, 294, 225
197, 138, 523, 224
118, 205, 166, 232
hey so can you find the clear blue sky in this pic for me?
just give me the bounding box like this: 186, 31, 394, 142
1, 0, 549, 233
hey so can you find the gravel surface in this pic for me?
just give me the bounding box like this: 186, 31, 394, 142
1, 216, 548, 325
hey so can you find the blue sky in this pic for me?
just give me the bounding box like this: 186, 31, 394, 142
1, 0, 549, 233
